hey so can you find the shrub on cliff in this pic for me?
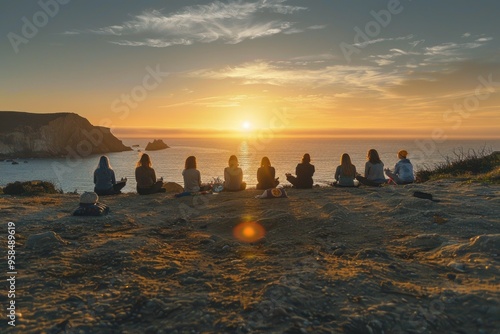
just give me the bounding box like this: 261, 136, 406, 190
416, 148, 500, 183
3, 181, 62, 195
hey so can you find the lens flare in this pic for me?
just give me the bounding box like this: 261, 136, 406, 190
233, 221, 266, 243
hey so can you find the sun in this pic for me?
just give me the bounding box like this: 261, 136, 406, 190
242, 121, 252, 130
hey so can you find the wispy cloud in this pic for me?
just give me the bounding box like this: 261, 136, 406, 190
84, 0, 307, 47
353, 34, 414, 48
186, 60, 401, 94
476, 37, 493, 42
424, 42, 483, 56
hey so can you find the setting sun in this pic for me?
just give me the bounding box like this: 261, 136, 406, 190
242, 121, 252, 130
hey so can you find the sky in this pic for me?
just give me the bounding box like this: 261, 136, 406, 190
1, 0, 499, 138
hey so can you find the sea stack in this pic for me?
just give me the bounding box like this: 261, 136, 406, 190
145, 139, 169, 151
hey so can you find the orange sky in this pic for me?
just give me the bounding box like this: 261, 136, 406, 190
1, 1, 499, 138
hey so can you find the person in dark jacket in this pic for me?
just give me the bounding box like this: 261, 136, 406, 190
135, 154, 166, 195
256, 157, 279, 190
93, 155, 126, 195
224, 155, 247, 191
286, 153, 315, 189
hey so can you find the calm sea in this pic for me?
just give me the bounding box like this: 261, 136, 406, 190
1, 138, 499, 193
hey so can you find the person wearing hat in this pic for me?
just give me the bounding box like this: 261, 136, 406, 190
384, 150, 414, 184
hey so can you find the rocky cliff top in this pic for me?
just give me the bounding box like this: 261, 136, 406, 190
0, 111, 76, 133
0, 111, 131, 157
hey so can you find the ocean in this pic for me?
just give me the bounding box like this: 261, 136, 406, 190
1, 138, 499, 193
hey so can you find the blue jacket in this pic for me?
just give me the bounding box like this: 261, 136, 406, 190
394, 159, 414, 183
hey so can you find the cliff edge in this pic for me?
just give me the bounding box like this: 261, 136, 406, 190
0, 111, 132, 157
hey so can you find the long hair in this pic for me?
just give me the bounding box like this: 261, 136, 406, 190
137, 153, 152, 168
228, 155, 239, 168
185, 156, 197, 169
260, 156, 271, 167
367, 149, 382, 164
302, 153, 311, 164
97, 155, 112, 170
340, 153, 355, 177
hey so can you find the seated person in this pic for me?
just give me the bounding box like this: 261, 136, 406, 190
286, 153, 315, 189
256, 157, 279, 190
182, 156, 211, 193
224, 155, 247, 191
384, 150, 415, 184
93, 155, 126, 195
135, 154, 166, 195
334, 153, 359, 187
355, 149, 387, 186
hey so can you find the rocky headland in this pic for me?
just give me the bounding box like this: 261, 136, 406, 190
0, 111, 131, 158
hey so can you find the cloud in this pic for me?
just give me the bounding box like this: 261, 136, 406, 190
476, 37, 493, 42
352, 34, 414, 48
307, 25, 327, 30
185, 60, 401, 94
424, 42, 483, 56
87, 0, 307, 47
388, 60, 500, 98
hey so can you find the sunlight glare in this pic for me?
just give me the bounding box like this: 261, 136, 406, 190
233, 221, 266, 243
242, 121, 251, 130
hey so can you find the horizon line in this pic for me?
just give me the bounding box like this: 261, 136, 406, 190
112, 127, 500, 140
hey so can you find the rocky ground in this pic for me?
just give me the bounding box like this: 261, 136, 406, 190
0, 180, 499, 333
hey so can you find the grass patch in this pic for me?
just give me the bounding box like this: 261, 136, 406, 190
3, 180, 62, 195
416, 148, 500, 183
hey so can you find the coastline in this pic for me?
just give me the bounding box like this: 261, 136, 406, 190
2, 180, 499, 333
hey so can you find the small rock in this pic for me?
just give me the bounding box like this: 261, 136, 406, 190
446, 273, 456, 281
25, 231, 68, 253
182, 277, 198, 285
332, 248, 345, 256
448, 261, 466, 273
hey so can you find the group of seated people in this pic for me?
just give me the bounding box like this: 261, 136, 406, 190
92, 149, 415, 196
335, 149, 415, 187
